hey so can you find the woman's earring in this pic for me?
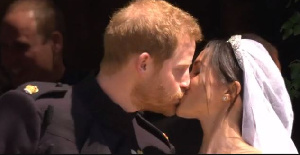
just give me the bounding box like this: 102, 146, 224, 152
222, 96, 228, 102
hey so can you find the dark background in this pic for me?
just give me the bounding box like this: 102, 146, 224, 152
0, 0, 300, 151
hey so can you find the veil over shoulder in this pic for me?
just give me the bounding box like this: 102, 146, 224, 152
228, 35, 298, 154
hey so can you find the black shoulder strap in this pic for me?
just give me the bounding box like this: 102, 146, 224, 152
40, 105, 54, 138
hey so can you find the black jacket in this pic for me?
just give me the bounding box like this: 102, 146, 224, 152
0, 75, 174, 154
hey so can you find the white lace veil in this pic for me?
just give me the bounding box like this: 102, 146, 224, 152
227, 35, 298, 153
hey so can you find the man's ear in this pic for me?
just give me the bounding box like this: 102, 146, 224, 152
136, 52, 151, 73
50, 31, 63, 54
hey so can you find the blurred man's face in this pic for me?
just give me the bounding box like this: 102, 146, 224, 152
0, 10, 54, 87
132, 35, 196, 116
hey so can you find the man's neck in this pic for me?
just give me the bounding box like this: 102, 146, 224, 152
96, 69, 138, 113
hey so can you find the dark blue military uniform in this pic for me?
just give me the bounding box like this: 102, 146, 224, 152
143, 112, 202, 154
0, 75, 175, 154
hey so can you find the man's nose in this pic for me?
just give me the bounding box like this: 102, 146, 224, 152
180, 71, 190, 90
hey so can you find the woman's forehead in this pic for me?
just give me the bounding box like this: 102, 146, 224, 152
196, 48, 211, 64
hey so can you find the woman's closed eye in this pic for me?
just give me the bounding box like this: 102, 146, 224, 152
190, 60, 202, 77
190, 66, 200, 77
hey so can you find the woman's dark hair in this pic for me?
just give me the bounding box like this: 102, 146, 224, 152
200, 40, 244, 115
205, 40, 244, 89
204, 40, 244, 114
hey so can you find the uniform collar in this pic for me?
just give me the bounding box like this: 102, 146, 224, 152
72, 74, 139, 153
73, 74, 175, 153
73, 74, 137, 135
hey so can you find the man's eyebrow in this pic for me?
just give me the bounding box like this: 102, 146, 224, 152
177, 64, 191, 67
175, 65, 191, 71
176, 60, 193, 66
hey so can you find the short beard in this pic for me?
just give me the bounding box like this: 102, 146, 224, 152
131, 78, 183, 116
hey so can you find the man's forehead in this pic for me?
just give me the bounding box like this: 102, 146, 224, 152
4, 10, 37, 31
1, 12, 39, 41
173, 39, 195, 62
173, 49, 195, 66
